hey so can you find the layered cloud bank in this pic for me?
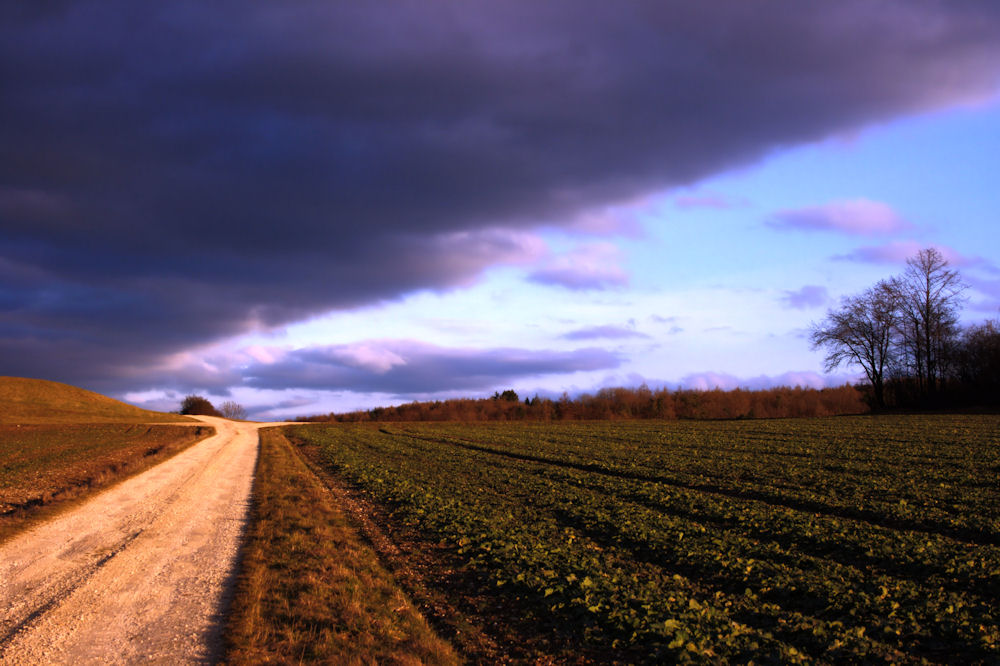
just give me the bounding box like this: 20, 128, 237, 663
3, 2, 1000, 397
243, 341, 620, 394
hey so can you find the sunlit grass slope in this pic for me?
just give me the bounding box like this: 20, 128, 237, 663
0, 377, 204, 541
0, 423, 213, 542
0, 376, 193, 424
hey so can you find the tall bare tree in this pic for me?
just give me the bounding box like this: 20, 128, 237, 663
219, 400, 247, 420
810, 279, 901, 408
894, 248, 966, 397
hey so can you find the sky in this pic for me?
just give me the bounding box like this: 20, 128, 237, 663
2, 1, 999, 419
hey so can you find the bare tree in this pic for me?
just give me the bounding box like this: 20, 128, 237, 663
894, 248, 966, 397
954, 319, 1000, 394
810, 280, 901, 408
219, 400, 247, 420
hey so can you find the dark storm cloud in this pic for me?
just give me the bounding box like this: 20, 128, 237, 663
243, 342, 620, 395
3, 1, 1000, 391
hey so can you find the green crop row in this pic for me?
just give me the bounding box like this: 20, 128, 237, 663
287, 415, 1000, 663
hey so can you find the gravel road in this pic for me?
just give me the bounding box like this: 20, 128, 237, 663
0, 416, 277, 664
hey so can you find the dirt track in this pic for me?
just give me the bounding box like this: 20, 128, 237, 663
0, 416, 277, 664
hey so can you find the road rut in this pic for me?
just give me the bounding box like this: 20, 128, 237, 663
0, 416, 274, 664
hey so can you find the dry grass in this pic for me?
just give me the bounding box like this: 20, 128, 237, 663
223, 428, 458, 665
0, 423, 212, 542
0, 376, 193, 424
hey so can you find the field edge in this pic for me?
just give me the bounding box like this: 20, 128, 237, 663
221, 426, 459, 665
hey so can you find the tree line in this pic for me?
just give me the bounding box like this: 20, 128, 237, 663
811, 247, 999, 409
298, 384, 867, 423
179, 395, 247, 420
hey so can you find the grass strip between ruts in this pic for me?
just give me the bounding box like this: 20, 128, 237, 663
223, 427, 458, 665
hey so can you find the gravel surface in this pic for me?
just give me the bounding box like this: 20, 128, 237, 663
0, 416, 278, 664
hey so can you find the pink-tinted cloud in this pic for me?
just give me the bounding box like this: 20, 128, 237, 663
243, 345, 281, 365
780, 285, 830, 309
414, 229, 548, 286
678, 370, 857, 391
834, 241, 971, 265
769, 199, 910, 235
325, 344, 408, 374
565, 197, 651, 236
528, 242, 629, 290
596, 370, 858, 394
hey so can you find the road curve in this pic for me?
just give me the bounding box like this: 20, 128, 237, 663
0, 416, 280, 664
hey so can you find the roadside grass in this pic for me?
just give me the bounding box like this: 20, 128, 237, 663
223, 428, 458, 665
0, 423, 213, 543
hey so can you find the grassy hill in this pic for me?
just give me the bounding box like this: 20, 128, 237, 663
0, 377, 193, 424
